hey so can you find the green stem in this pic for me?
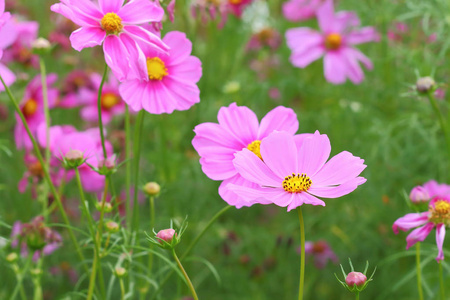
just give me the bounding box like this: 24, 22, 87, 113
39, 57, 50, 222
11, 263, 27, 300
75, 169, 96, 238
439, 262, 445, 300
86, 249, 99, 300
148, 196, 155, 275
32, 274, 43, 300
416, 243, 424, 300
356, 291, 359, 300
132, 111, 145, 232
11, 255, 32, 300
297, 207, 305, 300
0, 74, 88, 272
172, 249, 199, 300
427, 94, 450, 156
125, 106, 132, 229
97, 63, 109, 159
120, 278, 126, 300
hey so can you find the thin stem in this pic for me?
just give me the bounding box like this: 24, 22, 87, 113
39, 57, 50, 222
11, 263, 27, 300
125, 106, 132, 230
148, 196, 155, 275
427, 94, 450, 156
356, 291, 359, 300
439, 262, 445, 300
97, 63, 109, 159
120, 278, 126, 300
416, 243, 424, 300
0, 74, 88, 272
132, 111, 145, 232
172, 249, 199, 300
297, 207, 305, 300
11, 255, 32, 300
86, 250, 99, 300
32, 275, 43, 300
75, 169, 96, 238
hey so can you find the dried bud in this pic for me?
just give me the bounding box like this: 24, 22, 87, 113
345, 272, 367, 287
156, 229, 176, 243
114, 267, 127, 278
416, 76, 436, 94
64, 149, 85, 169
105, 221, 120, 233
6, 252, 18, 263
409, 186, 430, 203
143, 182, 160, 197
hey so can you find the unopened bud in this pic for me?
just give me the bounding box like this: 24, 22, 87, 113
6, 252, 18, 263
30, 268, 43, 277
32, 38, 51, 54
114, 266, 127, 277
345, 272, 367, 287
409, 186, 430, 203
105, 221, 120, 233
416, 76, 436, 94
64, 149, 85, 169
143, 182, 160, 196
156, 229, 176, 243
95, 201, 113, 213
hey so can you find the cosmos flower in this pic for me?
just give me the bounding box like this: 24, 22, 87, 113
393, 197, 450, 262
119, 31, 202, 114
191, 0, 252, 28
50, 0, 169, 81
285, 0, 379, 84
282, 0, 323, 22
246, 27, 282, 52
2, 18, 38, 67
192, 103, 299, 208
409, 180, 450, 203
228, 131, 366, 211
300, 240, 338, 268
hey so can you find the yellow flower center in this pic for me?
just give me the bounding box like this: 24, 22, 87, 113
29, 161, 43, 177
229, 0, 243, 4
312, 241, 326, 253
101, 13, 123, 35
282, 173, 312, 193
146, 57, 168, 81
429, 200, 450, 225
247, 140, 262, 160
101, 92, 120, 110
325, 33, 342, 50
22, 99, 38, 118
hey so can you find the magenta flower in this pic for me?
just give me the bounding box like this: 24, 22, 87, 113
282, 0, 323, 22
409, 180, 450, 203
192, 103, 299, 208
14, 74, 59, 150
228, 131, 366, 211
285, 0, 379, 84
300, 240, 338, 269
0, 15, 17, 89
59, 70, 95, 108
50, 0, 169, 81
80, 73, 125, 124
393, 197, 450, 262
2, 18, 38, 67
119, 31, 202, 114
0, 0, 10, 31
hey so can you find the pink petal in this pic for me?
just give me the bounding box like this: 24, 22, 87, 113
123, 25, 169, 53
219, 174, 271, 208
163, 31, 192, 65
312, 151, 366, 186
217, 103, 259, 146
118, 79, 144, 111
259, 131, 298, 178
98, 0, 123, 14
161, 77, 200, 111
0, 20, 17, 49
103, 35, 129, 82
193, 122, 245, 151
346, 27, 380, 45
227, 184, 289, 207
0, 63, 15, 91
324, 51, 347, 84
257, 106, 299, 139
308, 177, 365, 198
297, 131, 330, 177
316, 0, 334, 33
118, 0, 164, 24
423, 180, 450, 198
436, 224, 446, 262
287, 192, 325, 211
69, 26, 105, 51
286, 28, 324, 68
392, 212, 430, 234
200, 157, 237, 180
233, 149, 282, 187
406, 222, 434, 249
169, 56, 202, 83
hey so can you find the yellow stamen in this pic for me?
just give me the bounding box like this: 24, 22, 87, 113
101, 13, 123, 35
229, 0, 243, 4
146, 57, 168, 81
247, 140, 262, 160
325, 33, 342, 50
22, 99, 38, 118
429, 200, 450, 225
282, 173, 312, 193
101, 92, 120, 110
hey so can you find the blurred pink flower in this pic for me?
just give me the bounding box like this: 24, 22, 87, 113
228, 131, 366, 211
227, 0, 252, 17
0, 0, 11, 31
192, 103, 299, 208
50, 0, 168, 81
387, 22, 408, 42
2, 18, 38, 67
119, 31, 202, 114
14, 74, 59, 150
191, 0, 252, 28
268, 87, 281, 101
393, 197, 450, 262
299, 240, 338, 268
286, 0, 379, 84
80, 73, 125, 124
282, 0, 323, 22
59, 70, 95, 108
0, 15, 17, 89
409, 180, 450, 203
246, 28, 282, 52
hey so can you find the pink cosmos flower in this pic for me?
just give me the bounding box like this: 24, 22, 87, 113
393, 197, 450, 262
80, 73, 125, 124
0, 0, 11, 34
246, 27, 282, 52
409, 180, 450, 203
282, 0, 323, 22
0, 14, 17, 89
228, 131, 366, 211
299, 240, 338, 269
14, 74, 59, 150
119, 31, 202, 114
191, 0, 252, 29
59, 70, 95, 108
285, 0, 379, 84
192, 103, 299, 208
50, 0, 169, 81
2, 18, 39, 67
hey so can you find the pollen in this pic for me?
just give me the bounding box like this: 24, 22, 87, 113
101, 92, 120, 110
282, 173, 312, 193
101, 13, 123, 35
146, 57, 168, 81
325, 33, 342, 50
247, 140, 262, 160
22, 99, 38, 118
429, 200, 450, 225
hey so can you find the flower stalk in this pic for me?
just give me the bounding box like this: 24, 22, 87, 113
416, 243, 424, 300
297, 207, 305, 300
172, 248, 199, 300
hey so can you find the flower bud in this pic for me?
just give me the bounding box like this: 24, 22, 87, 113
105, 221, 120, 233
114, 266, 127, 278
64, 149, 85, 169
416, 76, 436, 94
409, 186, 430, 203
95, 201, 113, 213
143, 182, 160, 196
6, 252, 18, 263
156, 229, 176, 243
345, 272, 367, 287
32, 38, 52, 55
